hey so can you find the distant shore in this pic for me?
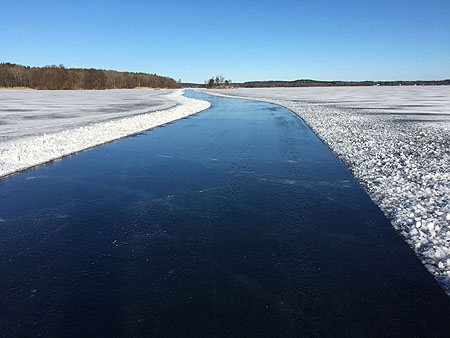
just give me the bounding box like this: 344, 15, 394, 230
0, 87, 169, 90
0, 62, 181, 90
0, 87, 33, 90
183, 79, 450, 89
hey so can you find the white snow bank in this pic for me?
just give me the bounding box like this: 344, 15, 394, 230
0, 90, 210, 177
202, 86, 450, 294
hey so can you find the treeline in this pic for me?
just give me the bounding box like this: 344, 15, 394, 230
0, 63, 181, 89
232, 79, 450, 88
183, 78, 450, 88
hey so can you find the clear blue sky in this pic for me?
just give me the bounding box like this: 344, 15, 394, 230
1, 0, 449, 82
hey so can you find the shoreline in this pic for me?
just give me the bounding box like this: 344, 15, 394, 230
0, 87, 178, 90
0, 87, 34, 90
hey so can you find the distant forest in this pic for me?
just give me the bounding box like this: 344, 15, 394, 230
183, 78, 450, 88
234, 79, 450, 88
0, 63, 181, 90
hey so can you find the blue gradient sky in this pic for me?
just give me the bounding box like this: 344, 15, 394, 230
1, 0, 449, 82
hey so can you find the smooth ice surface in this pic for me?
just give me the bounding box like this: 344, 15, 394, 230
1, 91, 450, 337
204, 86, 450, 292
0, 89, 210, 177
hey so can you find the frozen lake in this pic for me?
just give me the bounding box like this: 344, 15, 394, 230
0, 89, 209, 177
206, 86, 450, 292
209, 86, 450, 125
1, 91, 449, 337
0, 89, 179, 142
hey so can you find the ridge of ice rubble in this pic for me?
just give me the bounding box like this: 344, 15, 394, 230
202, 87, 450, 294
0, 90, 210, 178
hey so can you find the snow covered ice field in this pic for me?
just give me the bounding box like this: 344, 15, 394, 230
205, 86, 450, 293
2, 85, 450, 294
0, 89, 210, 177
